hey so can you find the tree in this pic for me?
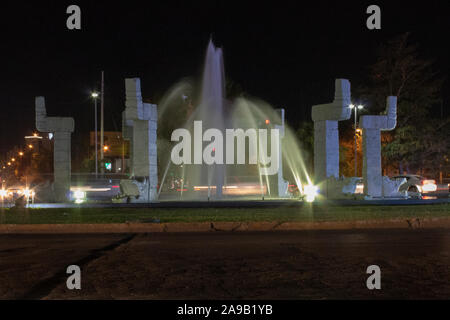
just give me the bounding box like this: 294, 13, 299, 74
359, 33, 443, 127
356, 33, 447, 177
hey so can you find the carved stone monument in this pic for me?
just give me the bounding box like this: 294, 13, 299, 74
311, 79, 352, 195
120, 78, 158, 202
35, 97, 75, 202
360, 96, 397, 198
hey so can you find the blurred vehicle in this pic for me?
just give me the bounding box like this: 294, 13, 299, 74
70, 179, 121, 203
168, 176, 269, 197
0, 186, 35, 203
354, 178, 364, 194
393, 175, 437, 195
163, 178, 191, 193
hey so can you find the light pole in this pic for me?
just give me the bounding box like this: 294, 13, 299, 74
349, 104, 364, 177
91, 92, 99, 178
100, 71, 105, 175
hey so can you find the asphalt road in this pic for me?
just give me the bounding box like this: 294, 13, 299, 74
1, 229, 450, 299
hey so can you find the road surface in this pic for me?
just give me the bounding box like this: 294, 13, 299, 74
0, 229, 449, 299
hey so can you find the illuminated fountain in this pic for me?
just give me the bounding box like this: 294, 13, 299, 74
156, 40, 312, 201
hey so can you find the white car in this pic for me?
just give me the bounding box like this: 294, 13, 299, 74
393, 175, 437, 194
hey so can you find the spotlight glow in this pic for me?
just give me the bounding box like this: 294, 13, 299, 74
303, 184, 318, 202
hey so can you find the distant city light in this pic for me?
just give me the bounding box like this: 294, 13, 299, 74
28, 144, 33, 149
265, 119, 270, 125
91, 92, 99, 98
19, 152, 24, 156
349, 104, 364, 110
25, 135, 42, 140
103, 145, 109, 151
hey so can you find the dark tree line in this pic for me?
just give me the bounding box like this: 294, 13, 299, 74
358, 33, 448, 178
298, 33, 449, 180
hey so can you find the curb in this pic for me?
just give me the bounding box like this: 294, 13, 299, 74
1, 217, 450, 234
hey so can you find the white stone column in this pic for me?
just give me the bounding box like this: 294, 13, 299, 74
360, 96, 397, 198
35, 97, 75, 202
362, 129, 382, 197
274, 109, 289, 197
53, 131, 72, 202
313, 120, 339, 182
121, 78, 158, 202
311, 79, 352, 190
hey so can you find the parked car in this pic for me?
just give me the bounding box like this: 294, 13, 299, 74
392, 175, 437, 195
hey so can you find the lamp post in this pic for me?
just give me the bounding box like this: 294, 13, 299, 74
349, 104, 364, 177
91, 92, 99, 178
100, 71, 105, 176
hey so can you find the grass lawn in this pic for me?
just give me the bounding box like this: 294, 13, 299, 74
0, 204, 449, 224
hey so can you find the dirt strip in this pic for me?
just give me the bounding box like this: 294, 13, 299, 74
1, 217, 450, 233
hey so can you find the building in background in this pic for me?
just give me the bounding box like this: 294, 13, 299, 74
90, 131, 130, 174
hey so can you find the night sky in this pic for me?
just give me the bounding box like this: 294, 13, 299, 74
0, 0, 449, 153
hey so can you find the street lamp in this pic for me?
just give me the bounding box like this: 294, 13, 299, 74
349, 104, 364, 177
91, 92, 99, 179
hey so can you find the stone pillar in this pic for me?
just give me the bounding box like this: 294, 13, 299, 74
121, 78, 158, 202
360, 96, 397, 198
362, 129, 382, 197
313, 120, 339, 182
35, 97, 74, 202
274, 109, 289, 197
311, 79, 352, 192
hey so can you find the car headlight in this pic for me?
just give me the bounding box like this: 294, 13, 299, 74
73, 190, 86, 200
